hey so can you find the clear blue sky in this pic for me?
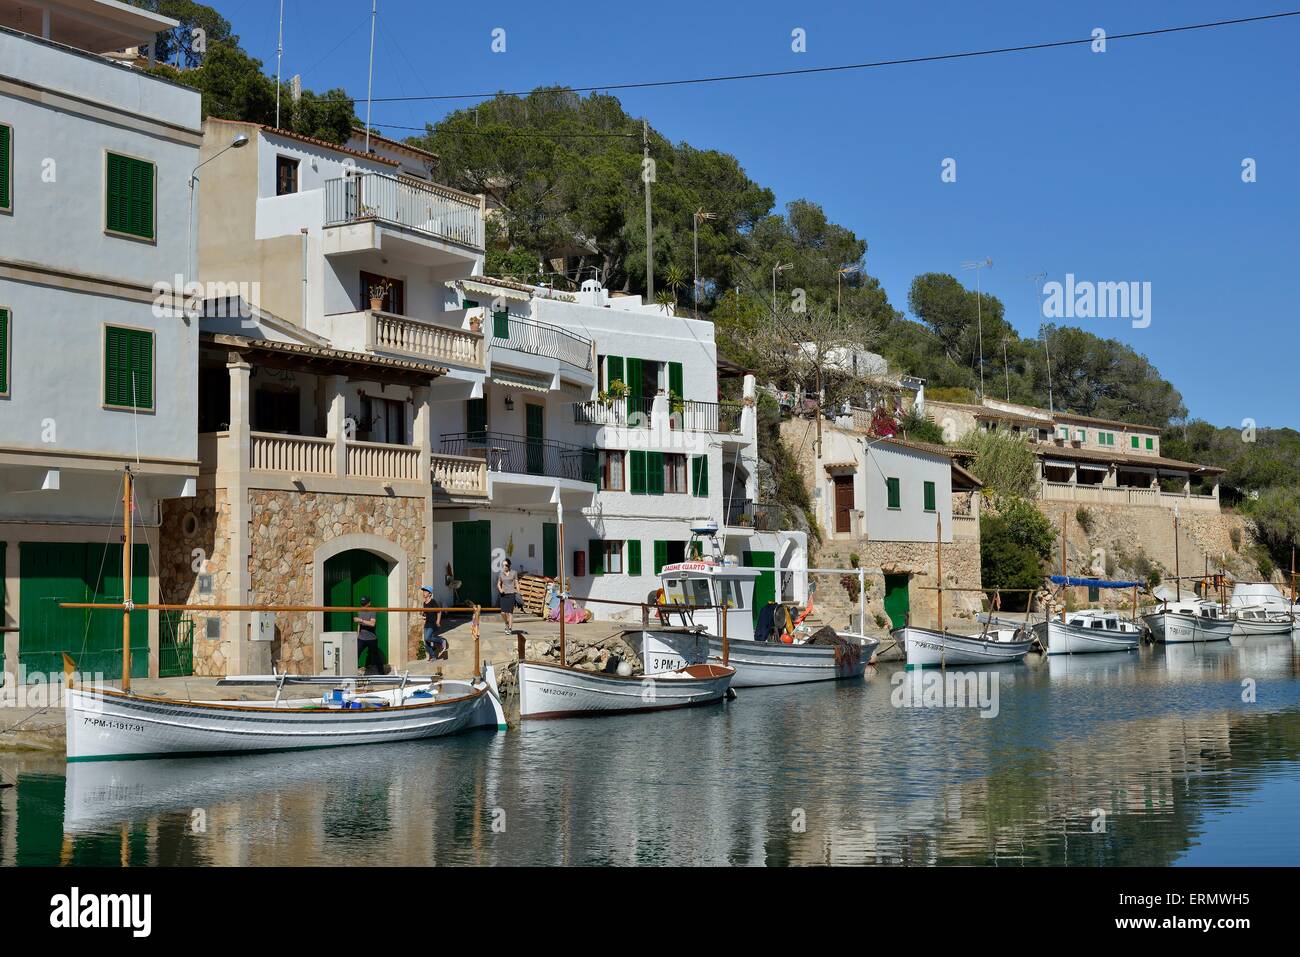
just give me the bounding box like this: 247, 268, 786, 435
218, 0, 1300, 429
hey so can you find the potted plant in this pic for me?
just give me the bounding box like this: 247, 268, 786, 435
600, 378, 628, 409
467, 310, 483, 333
368, 280, 390, 312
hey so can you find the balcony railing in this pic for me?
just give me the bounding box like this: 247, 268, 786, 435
433, 453, 488, 498
324, 172, 484, 249
250, 432, 333, 474
366, 309, 484, 368
346, 440, 423, 481
440, 431, 593, 483
1039, 480, 1218, 511
679, 400, 743, 434
723, 499, 774, 530
571, 396, 654, 428
569, 397, 742, 433
489, 313, 593, 372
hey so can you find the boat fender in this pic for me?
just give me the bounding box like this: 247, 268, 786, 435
725, 687, 738, 701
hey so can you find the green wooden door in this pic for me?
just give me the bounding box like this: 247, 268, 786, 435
884, 574, 910, 630
19, 542, 148, 681
525, 403, 544, 475
743, 550, 776, 628
542, 523, 558, 579
453, 520, 492, 605
323, 550, 390, 662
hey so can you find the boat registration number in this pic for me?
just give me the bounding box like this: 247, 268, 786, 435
648, 654, 687, 674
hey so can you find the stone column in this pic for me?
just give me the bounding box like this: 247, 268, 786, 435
741, 374, 758, 442
226, 354, 253, 676
325, 375, 348, 478
414, 383, 435, 585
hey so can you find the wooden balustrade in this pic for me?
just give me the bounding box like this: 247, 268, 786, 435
250, 432, 333, 474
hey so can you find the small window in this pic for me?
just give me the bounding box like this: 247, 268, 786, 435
886, 476, 901, 510
1131, 435, 1139, 449
603, 541, 624, 575
1056, 426, 1068, 440
923, 480, 936, 512
663, 453, 687, 494
275, 155, 299, 195
105, 152, 155, 240
1075, 429, 1086, 442
104, 325, 154, 410
602, 450, 625, 491
0, 122, 11, 213
205, 617, 221, 640
1145, 437, 1154, 450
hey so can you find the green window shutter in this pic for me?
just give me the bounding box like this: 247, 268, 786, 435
653, 540, 668, 575
647, 450, 664, 495
606, 355, 624, 390
492, 310, 509, 338
1145, 437, 1153, 450
582, 448, 600, 486
924, 480, 936, 511
104, 326, 153, 409
0, 124, 10, 210
668, 361, 683, 399
462, 298, 480, 309
629, 450, 647, 494
625, 357, 642, 421
886, 476, 900, 509
627, 540, 642, 576
106, 153, 154, 239
1131, 435, 1139, 449
466, 397, 487, 439
0, 308, 8, 395
589, 539, 604, 576
692, 455, 709, 497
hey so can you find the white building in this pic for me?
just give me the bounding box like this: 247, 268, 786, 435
0, 0, 201, 681
439, 277, 806, 623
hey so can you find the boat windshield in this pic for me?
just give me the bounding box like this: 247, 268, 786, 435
663, 577, 713, 609
715, 579, 745, 610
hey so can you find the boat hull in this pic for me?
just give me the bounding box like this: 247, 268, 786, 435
1142, 611, 1233, 643
633, 629, 876, 687
1231, 617, 1294, 638
1037, 619, 1141, 655
517, 661, 734, 719
894, 626, 1033, 667
65, 672, 506, 762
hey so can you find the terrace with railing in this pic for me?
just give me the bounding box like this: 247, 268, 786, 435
324, 171, 485, 249
439, 431, 594, 484
366, 309, 484, 368
488, 312, 593, 374
723, 498, 773, 530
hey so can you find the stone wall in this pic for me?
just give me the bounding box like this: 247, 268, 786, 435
160, 489, 232, 677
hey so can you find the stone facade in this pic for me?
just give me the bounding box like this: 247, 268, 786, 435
162, 488, 429, 675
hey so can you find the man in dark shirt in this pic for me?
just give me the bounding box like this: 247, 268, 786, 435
421, 585, 447, 661
354, 596, 389, 675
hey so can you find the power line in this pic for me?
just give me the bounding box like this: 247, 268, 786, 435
347, 11, 1300, 106
366, 121, 637, 138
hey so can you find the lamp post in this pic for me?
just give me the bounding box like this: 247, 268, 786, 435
693, 209, 715, 320
961, 257, 993, 397
837, 263, 861, 320
772, 262, 793, 312
187, 133, 249, 315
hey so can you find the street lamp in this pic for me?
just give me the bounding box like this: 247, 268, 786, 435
961, 257, 993, 397
693, 209, 716, 320
837, 263, 861, 319
772, 262, 793, 312
187, 134, 250, 310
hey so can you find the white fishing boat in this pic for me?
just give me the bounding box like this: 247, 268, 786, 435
636, 521, 878, 687
1229, 582, 1300, 621
63, 468, 506, 762
1034, 610, 1143, 655
516, 658, 735, 720
1231, 604, 1294, 638
893, 625, 1034, 667
1142, 600, 1234, 643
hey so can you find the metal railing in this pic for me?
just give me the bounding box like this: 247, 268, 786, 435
723, 499, 773, 530
440, 431, 594, 483
490, 313, 593, 372
571, 395, 654, 428
678, 399, 743, 434
324, 172, 484, 249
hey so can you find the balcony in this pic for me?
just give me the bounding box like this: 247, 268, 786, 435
679, 399, 743, 435
324, 172, 484, 250
723, 499, 774, 531
488, 313, 593, 375
1039, 480, 1219, 512
569, 397, 743, 434
571, 396, 655, 428
365, 310, 483, 369
440, 431, 593, 484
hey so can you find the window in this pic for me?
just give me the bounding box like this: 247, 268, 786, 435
573, 550, 586, 577
105, 152, 155, 240
601, 450, 625, 491
275, 155, 299, 195
254, 388, 300, 434
1131, 435, 1139, 449
492, 310, 509, 338
1098, 431, 1114, 446
1145, 437, 1154, 450
716, 579, 745, 610
923, 480, 936, 512
1056, 426, 1069, 440
691, 455, 709, 497
587, 540, 622, 575
663, 453, 687, 493
627, 540, 642, 576
0, 307, 9, 396
0, 122, 10, 212
360, 271, 405, 314
604, 541, 624, 574
104, 326, 154, 410
1075, 429, 1086, 442
886, 476, 901, 510
653, 540, 686, 574
360, 394, 405, 444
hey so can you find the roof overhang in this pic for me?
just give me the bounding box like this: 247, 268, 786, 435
1, 0, 177, 52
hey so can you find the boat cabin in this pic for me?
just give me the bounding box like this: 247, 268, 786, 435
659, 559, 759, 642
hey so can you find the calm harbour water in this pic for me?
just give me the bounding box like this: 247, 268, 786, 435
5, 637, 1300, 866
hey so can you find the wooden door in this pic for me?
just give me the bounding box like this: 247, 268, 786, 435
834, 475, 855, 534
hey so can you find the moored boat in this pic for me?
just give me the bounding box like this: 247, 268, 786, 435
1142, 600, 1235, 643
1034, 610, 1143, 655
516, 659, 734, 719
1231, 604, 1294, 638
894, 625, 1034, 667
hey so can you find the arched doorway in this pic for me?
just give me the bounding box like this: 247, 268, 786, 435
323, 549, 391, 665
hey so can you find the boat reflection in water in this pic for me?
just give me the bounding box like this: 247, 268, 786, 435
3, 640, 1297, 866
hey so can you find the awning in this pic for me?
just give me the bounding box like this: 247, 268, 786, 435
491, 370, 550, 393
1077, 463, 1109, 474
1043, 459, 1078, 470
454, 278, 534, 302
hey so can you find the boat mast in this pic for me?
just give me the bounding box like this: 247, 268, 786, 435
1060, 513, 1067, 624
1173, 508, 1180, 602
935, 512, 943, 632
122, 467, 132, 694
557, 500, 566, 667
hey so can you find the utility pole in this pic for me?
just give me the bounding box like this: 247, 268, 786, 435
275, 0, 284, 128
643, 119, 653, 303
962, 258, 992, 397
364, 0, 377, 153
1002, 336, 1011, 401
